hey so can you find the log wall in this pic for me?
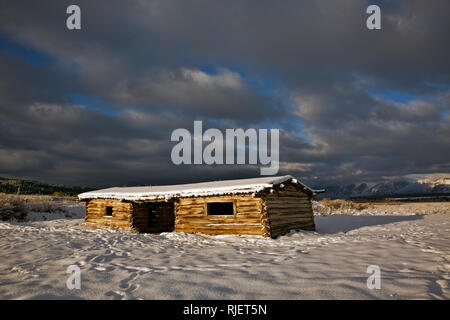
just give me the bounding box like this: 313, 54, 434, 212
264, 183, 315, 237
174, 195, 268, 236
84, 199, 133, 230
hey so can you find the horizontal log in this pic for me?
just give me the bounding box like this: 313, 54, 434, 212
267, 211, 312, 216
236, 199, 261, 204
176, 213, 263, 220
176, 218, 262, 225
176, 211, 206, 216
269, 210, 312, 217
175, 218, 261, 225
236, 202, 262, 208
175, 222, 263, 229
266, 198, 311, 204
174, 227, 265, 235
87, 203, 131, 207
176, 209, 206, 215
269, 220, 313, 229
85, 218, 131, 226
266, 205, 312, 211
177, 204, 205, 210
87, 207, 131, 212
84, 222, 132, 231
87, 208, 126, 212
266, 196, 309, 202
86, 213, 131, 219
268, 210, 313, 217
234, 207, 262, 214
268, 217, 313, 224
269, 211, 312, 218
268, 216, 313, 224
266, 201, 310, 207
234, 213, 262, 218
267, 208, 313, 214
86, 213, 132, 218
87, 204, 132, 209
269, 217, 313, 225
86, 216, 131, 222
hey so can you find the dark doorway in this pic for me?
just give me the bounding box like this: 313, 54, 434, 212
133, 202, 175, 233
147, 204, 159, 228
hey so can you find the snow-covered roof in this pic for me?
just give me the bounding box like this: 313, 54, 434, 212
78, 175, 318, 201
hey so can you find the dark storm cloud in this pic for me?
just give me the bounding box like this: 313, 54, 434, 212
0, 52, 77, 113
0, 0, 449, 187
278, 85, 450, 184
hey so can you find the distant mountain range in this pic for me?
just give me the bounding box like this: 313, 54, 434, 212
0, 177, 92, 196
317, 175, 450, 199
2, 174, 450, 199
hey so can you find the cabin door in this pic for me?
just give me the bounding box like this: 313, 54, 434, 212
146, 202, 175, 232
147, 204, 159, 228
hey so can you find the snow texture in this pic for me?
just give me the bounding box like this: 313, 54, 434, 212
0, 201, 448, 299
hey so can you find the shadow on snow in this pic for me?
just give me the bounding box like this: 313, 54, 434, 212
314, 214, 424, 234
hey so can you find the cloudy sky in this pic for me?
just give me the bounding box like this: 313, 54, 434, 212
0, 0, 449, 188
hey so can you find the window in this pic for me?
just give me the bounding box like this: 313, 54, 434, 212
207, 202, 234, 216
105, 206, 113, 216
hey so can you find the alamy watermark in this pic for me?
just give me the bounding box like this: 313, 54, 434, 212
65, 4, 381, 31
366, 5, 381, 30
66, 5, 81, 30
66, 265, 81, 290
171, 121, 279, 175
366, 265, 381, 289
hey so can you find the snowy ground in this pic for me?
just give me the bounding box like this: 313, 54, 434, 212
0, 202, 449, 299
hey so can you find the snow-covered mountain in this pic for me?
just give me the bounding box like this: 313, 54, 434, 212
317, 174, 450, 199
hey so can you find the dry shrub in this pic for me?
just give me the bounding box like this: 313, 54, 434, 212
0, 195, 27, 221
0, 193, 72, 221
313, 198, 369, 215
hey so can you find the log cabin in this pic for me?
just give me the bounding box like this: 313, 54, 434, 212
77, 175, 323, 238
